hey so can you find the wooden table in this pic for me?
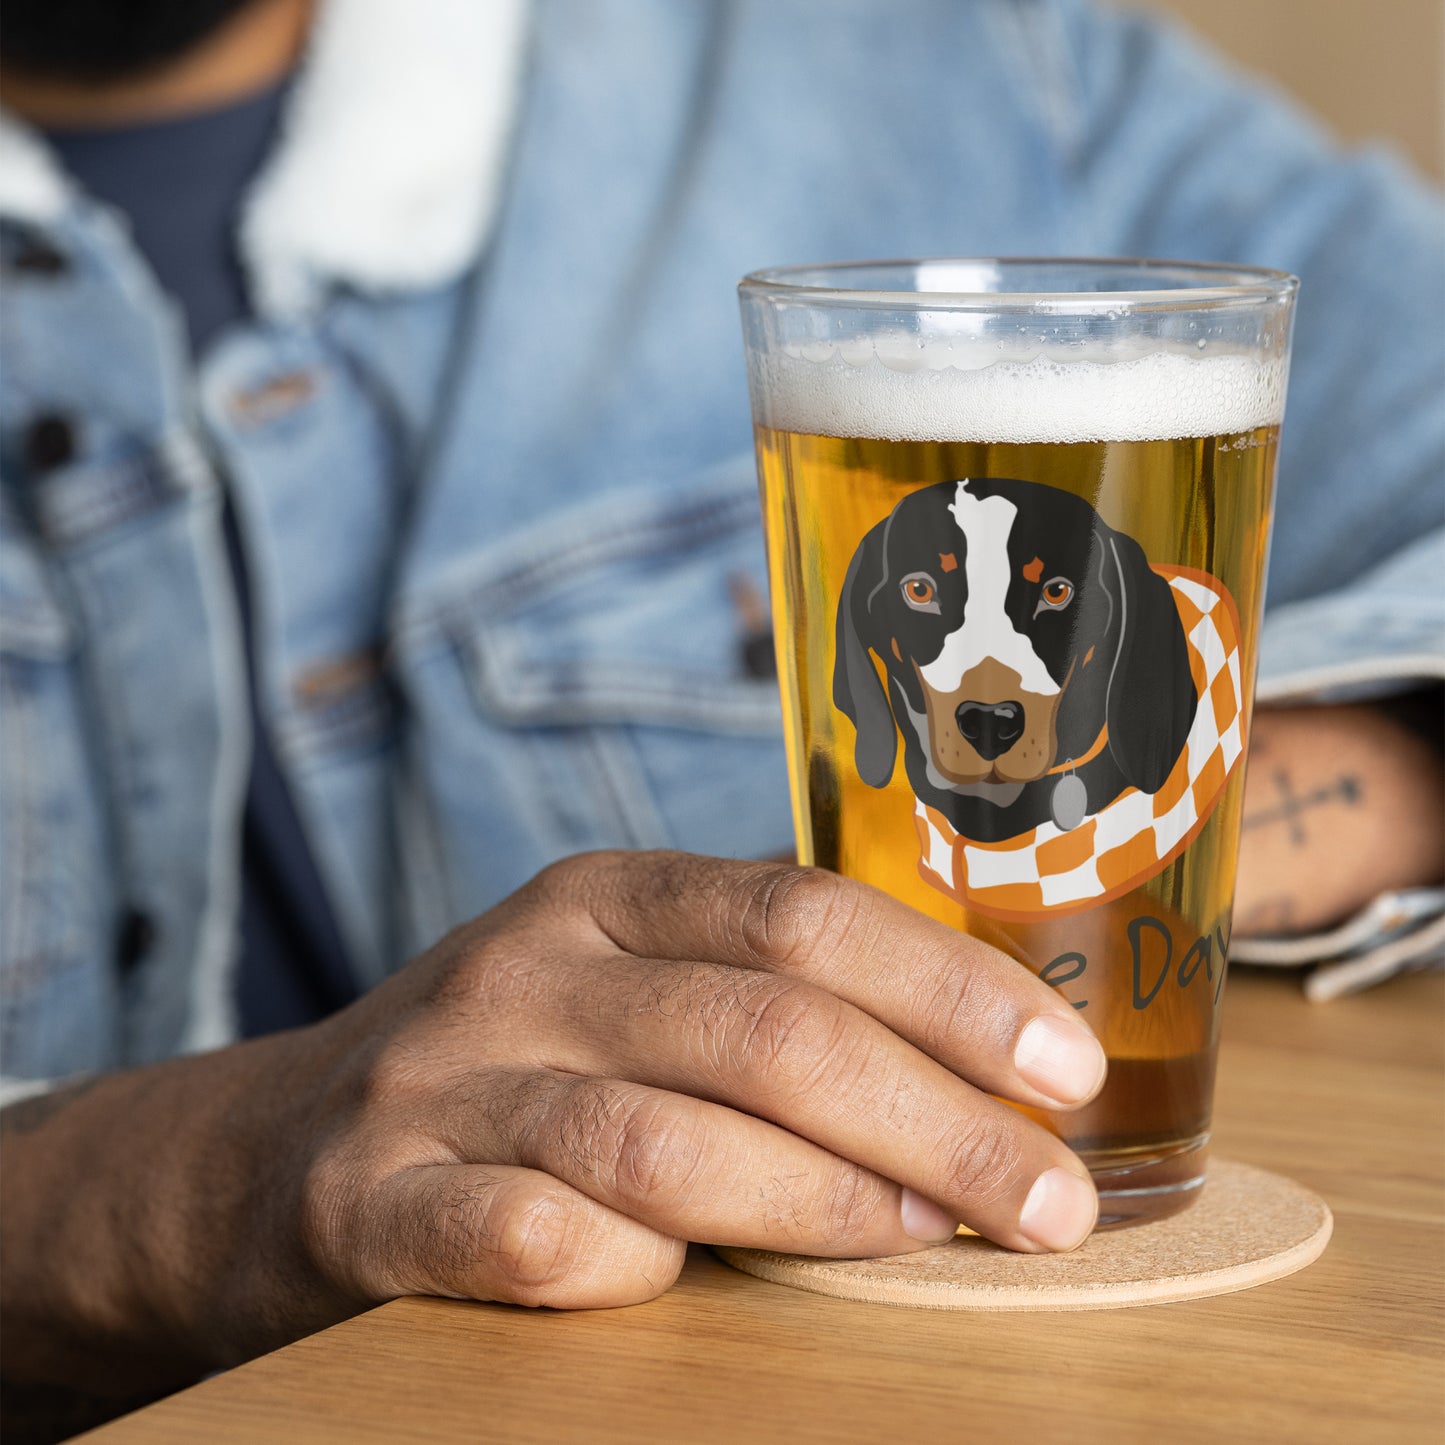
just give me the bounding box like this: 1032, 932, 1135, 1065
83, 968, 1445, 1444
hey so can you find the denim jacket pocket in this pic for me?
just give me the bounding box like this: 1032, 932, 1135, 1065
463, 479, 783, 732
395, 465, 795, 925
0, 549, 117, 1081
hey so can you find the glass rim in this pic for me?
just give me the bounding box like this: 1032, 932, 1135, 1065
738, 256, 1300, 312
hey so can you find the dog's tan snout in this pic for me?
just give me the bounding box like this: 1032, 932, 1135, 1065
918, 655, 1060, 785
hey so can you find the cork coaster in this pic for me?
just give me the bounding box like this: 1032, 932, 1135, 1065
713, 1159, 1331, 1311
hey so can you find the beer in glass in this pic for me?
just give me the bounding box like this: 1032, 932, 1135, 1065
739, 259, 1297, 1226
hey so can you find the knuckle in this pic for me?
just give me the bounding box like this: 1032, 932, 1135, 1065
610, 1099, 700, 1214
530, 850, 601, 898
940, 1114, 1027, 1208
730, 980, 850, 1098
738, 867, 865, 972
298, 1146, 364, 1284
924, 960, 1006, 1055
530, 848, 699, 945
518, 850, 617, 927
465, 935, 544, 1015
819, 1163, 890, 1246
553, 1082, 701, 1216
486, 1180, 581, 1302
423, 925, 548, 1022
419, 933, 496, 1017
632, 850, 712, 909
297, 1122, 448, 1296
606, 851, 731, 944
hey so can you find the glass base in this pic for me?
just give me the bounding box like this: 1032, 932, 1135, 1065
1083, 1134, 1210, 1229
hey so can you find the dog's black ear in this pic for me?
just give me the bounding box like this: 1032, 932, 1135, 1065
1103, 530, 1198, 796
833, 527, 897, 789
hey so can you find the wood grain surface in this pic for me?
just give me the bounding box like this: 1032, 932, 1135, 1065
78, 968, 1445, 1445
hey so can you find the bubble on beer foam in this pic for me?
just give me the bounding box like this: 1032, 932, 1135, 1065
759, 340, 1285, 442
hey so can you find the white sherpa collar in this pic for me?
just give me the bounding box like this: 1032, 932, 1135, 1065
0, 0, 530, 317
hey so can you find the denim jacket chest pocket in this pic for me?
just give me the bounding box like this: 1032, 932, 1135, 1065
395, 467, 794, 929
0, 536, 117, 1081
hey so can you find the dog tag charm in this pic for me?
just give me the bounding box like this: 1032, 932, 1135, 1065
1050, 772, 1088, 832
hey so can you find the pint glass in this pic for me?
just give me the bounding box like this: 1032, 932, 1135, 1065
739, 259, 1297, 1226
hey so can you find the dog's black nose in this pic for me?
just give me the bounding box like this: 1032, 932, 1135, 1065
956, 700, 1026, 760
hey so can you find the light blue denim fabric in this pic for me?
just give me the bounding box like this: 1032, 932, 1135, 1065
2, 0, 1442, 1088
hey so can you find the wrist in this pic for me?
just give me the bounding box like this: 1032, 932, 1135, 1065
1236, 701, 1445, 936
0, 1025, 336, 1393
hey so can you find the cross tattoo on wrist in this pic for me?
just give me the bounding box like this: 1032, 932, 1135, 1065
1243, 769, 1362, 846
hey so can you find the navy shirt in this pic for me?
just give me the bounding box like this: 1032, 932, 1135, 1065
47, 87, 360, 1035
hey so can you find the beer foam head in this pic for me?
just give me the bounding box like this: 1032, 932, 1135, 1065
755, 339, 1286, 442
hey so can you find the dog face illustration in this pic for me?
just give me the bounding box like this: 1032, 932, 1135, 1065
834, 477, 1199, 843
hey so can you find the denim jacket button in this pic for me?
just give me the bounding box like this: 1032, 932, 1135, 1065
115, 909, 158, 976
740, 631, 777, 680
24, 414, 78, 473
8, 238, 70, 277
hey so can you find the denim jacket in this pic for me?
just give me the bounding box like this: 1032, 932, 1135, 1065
2, 0, 1442, 1092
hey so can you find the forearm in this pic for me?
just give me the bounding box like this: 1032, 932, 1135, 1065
1, 1027, 343, 1401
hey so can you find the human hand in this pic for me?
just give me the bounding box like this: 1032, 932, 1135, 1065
1234, 702, 1445, 936
289, 852, 1105, 1319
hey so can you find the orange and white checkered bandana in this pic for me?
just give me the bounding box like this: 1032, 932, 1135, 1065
914, 567, 1245, 921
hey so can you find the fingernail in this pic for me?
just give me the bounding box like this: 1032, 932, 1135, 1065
901, 1188, 959, 1243
1014, 1015, 1107, 1106
1018, 1168, 1098, 1252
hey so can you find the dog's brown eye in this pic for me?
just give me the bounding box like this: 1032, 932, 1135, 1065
1041, 577, 1074, 609
900, 572, 940, 613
